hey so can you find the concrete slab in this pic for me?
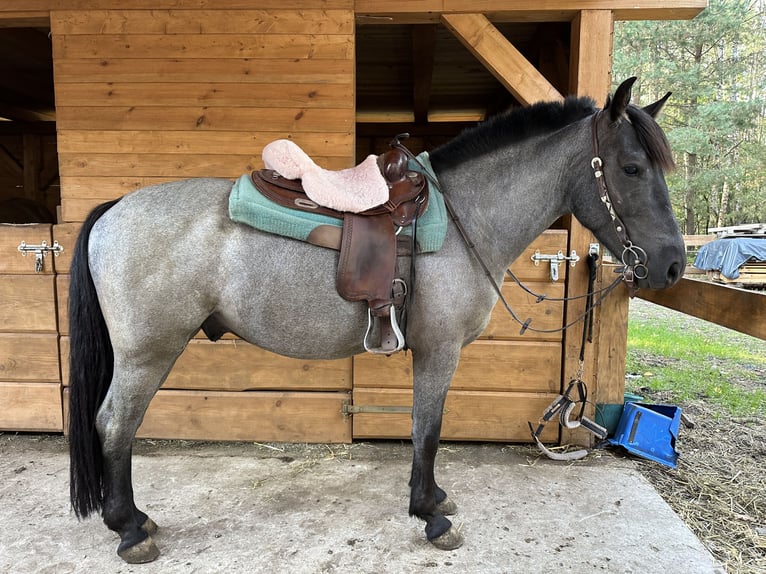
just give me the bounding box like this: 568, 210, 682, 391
0, 435, 723, 573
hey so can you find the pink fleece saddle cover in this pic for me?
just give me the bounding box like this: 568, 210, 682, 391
261, 139, 389, 213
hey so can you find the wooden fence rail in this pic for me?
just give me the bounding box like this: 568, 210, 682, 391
637, 277, 766, 340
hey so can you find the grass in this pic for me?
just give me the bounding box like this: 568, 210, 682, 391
626, 320, 766, 416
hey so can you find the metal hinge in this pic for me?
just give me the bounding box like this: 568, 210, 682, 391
17, 240, 64, 273
531, 249, 580, 281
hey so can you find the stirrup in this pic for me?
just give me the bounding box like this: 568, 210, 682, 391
364, 305, 405, 355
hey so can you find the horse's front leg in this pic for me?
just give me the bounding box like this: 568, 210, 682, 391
409, 347, 464, 550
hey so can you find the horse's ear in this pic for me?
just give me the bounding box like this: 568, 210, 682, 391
607, 77, 637, 122
643, 92, 672, 119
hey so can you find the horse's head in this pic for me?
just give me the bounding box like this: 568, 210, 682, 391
574, 77, 686, 292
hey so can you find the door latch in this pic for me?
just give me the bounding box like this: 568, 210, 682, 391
17, 240, 64, 273
531, 249, 580, 281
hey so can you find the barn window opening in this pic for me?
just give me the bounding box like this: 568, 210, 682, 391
0, 24, 58, 224
354, 21, 570, 162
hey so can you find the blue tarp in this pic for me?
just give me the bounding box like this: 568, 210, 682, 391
694, 237, 766, 279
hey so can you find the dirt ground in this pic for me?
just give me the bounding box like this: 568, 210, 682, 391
627, 299, 766, 574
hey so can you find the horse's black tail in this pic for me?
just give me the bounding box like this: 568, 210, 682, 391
69, 198, 121, 519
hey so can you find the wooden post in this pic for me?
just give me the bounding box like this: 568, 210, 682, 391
23, 133, 42, 203
563, 9, 618, 446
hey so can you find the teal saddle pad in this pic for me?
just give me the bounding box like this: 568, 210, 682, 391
228, 152, 447, 253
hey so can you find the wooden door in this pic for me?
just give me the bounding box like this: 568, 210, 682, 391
0, 224, 63, 431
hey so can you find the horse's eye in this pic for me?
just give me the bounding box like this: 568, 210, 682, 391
623, 164, 639, 176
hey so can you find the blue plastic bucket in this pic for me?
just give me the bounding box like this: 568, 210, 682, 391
608, 403, 681, 468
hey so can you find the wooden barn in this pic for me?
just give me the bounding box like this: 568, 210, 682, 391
0, 1, 706, 445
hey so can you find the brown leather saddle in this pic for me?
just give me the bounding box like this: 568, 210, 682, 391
251, 139, 428, 354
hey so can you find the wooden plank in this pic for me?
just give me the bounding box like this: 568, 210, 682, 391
51, 9, 354, 35
0, 224, 53, 274
594, 269, 629, 407
56, 274, 69, 336
27, 0, 353, 10
481, 282, 565, 341
165, 339, 352, 392
0, 13, 50, 27
3, 0, 705, 20
53, 34, 354, 61
355, 1, 707, 23
351, 388, 559, 442
58, 153, 349, 178
62, 387, 352, 442
56, 131, 354, 156
683, 234, 716, 248
562, 9, 616, 447
52, 223, 79, 274
53, 58, 354, 84
139, 390, 350, 442
637, 278, 766, 341
569, 11, 613, 106
0, 333, 60, 382
61, 335, 352, 391
0, 382, 62, 432
354, 340, 561, 393
55, 107, 354, 133
55, 83, 353, 109
412, 24, 436, 124
0, 275, 57, 332
510, 230, 569, 282
441, 13, 563, 106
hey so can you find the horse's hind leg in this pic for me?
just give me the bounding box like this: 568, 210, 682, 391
96, 355, 179, 563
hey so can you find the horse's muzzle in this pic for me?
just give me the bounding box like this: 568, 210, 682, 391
644, 244, 686, 290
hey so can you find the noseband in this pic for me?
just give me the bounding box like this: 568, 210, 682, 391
590, 111, 648, 293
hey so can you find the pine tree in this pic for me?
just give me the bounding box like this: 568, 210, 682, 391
613, 0, 766, 233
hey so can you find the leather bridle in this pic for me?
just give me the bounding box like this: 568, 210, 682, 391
590, 110, 649, 294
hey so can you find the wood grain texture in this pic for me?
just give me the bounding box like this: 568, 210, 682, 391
352, 388, 559, 442
441, 13, 563, 105
0, 382, 62, 432
638, 278, 766, 341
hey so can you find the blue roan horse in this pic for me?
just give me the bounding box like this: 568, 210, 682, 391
68, 78, 685, 563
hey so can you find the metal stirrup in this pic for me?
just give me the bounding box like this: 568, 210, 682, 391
364, 305, 405, 355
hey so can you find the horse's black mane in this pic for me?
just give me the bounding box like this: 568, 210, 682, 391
430, 96, 597, 169
430, 95, 675, 172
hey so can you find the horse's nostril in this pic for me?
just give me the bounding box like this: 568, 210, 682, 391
667, 261, 683, 284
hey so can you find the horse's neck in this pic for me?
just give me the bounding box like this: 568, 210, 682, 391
433, 128, 590, 273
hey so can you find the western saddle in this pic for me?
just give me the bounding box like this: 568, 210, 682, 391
252, 135, 428, 354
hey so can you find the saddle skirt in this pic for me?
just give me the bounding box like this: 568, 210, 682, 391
228, 153, 447, 254
262, 139, 389, 213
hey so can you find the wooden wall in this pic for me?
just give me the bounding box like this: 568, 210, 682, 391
37, 3, 358, 442
49, 4, 355, 222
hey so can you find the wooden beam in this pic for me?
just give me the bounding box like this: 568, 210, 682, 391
561, 9, 615, 447
0, 12, 49, 27
638, 278, 766, 341
356, 1, 707, 24
570, 10, 613, 105
411, 24, 436, 124
441, 13, 563, 106
0, 103, 55, 122
23, 133, 42, 202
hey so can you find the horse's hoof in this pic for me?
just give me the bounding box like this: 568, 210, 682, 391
436, 497, 458, 516
117, 536, 160, 564
141, 517, 159, 535
430, 526, 464, 550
